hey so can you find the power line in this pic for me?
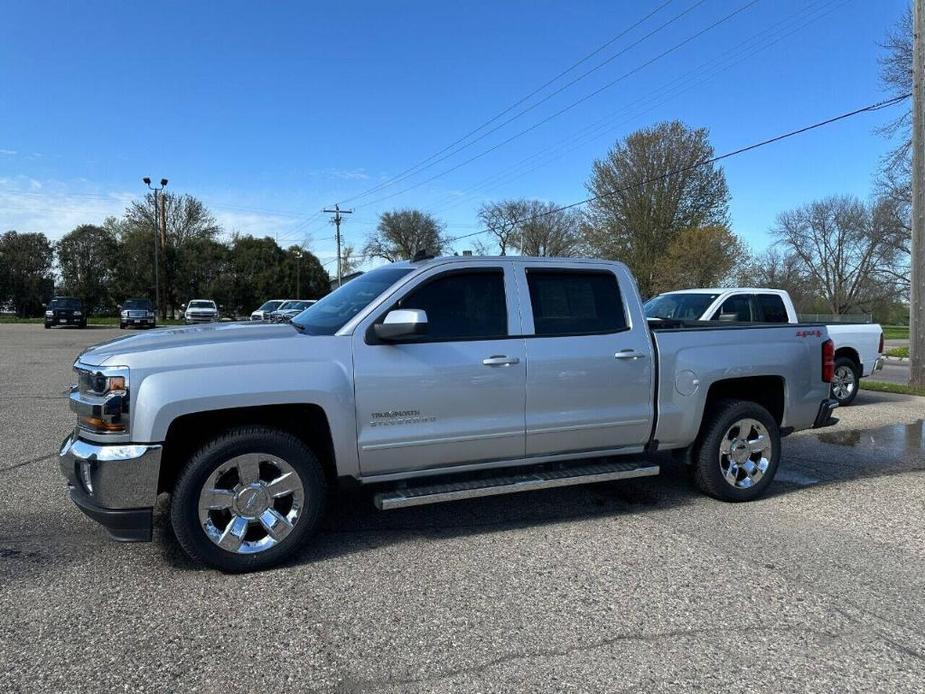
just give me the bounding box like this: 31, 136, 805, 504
445, 94, 912, 246
354, 0, 762, 211
336, 0, 683, 206
426, 0, 847, 218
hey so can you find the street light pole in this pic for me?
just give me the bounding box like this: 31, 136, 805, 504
143, 177, 168, 319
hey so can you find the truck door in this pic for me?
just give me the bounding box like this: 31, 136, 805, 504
517, 264, 655, 457
352, 263, 526, 477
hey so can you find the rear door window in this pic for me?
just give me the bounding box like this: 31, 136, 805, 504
712, 294, 754, 321
526, 270, 627, 336
756, 294, 789, 322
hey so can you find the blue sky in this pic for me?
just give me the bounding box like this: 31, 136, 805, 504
0, 0, 911, 267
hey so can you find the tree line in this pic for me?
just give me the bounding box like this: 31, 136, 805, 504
2, 10, 912, 322
0, 192, 329, 318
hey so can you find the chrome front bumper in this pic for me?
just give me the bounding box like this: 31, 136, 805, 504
59, 431, 163, 541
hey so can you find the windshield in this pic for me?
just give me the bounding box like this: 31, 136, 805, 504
49, 298, 81, 309
123, 299, 152, 310
276, 301, 298, 311
644, 293, 719, 320
292, 267, 413, 335
189, 300, 215, 309
257, 300, 284, 312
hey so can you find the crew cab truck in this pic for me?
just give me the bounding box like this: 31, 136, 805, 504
644, 288, 884, 406
60, 257, 839, 572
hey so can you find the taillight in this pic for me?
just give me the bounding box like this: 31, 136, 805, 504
822, 339, 835, 382
878, 331, 884, 355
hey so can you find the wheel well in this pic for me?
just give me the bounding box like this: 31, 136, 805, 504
703, 376, 785, 427
158, 404, 336, 494
834, 347, 860, 369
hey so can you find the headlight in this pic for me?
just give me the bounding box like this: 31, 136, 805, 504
72, 365, 130, 435
73, 311, 82, 316
121, 310, 129, 317
146, 311, 155, 318
45, 310, 53, 316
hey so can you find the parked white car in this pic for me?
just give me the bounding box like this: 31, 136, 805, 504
183, 299, 219, 325
644, 288, 884, 406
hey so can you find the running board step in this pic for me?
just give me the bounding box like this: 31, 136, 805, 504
374, 460, 660, 510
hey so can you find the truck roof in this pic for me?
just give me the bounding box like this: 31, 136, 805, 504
401, 255, 631, 270
657, 287, 789, 295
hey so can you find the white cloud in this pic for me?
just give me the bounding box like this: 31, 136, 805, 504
0, 148, 17, 156
0, 181, 135, 241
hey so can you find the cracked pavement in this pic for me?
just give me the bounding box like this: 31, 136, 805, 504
1, 324, 924, 693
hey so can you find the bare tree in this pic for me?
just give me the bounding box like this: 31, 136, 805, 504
876, 7, 914, 226
514, 202, 582, 257
477, 200, 529, 255
736, 246, 814, 311
772, 195, 908, 314
365, 209, 446, 261
582, 121, 730, 296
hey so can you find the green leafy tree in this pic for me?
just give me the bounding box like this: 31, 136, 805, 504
652, 225, 747, 294
56, 224, 118, 312
365, 209, 446, 261
0, 231, 55, 316
582, 121, 730, 296
124, 192, 221, 317
284, 246, 329, 300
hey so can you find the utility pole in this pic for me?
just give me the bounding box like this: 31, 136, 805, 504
143, 177, 168, 319
913, 0, 925, 386
323, 204, 353, 287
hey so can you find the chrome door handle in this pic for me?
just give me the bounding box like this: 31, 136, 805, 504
614, 350, 647, 360
482, 355, 520, 367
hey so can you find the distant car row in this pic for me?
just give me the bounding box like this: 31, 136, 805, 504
250, 299, 316, 323
41, 295, 317, 330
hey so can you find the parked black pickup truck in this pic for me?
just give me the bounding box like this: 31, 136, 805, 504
44, 297, 87, 329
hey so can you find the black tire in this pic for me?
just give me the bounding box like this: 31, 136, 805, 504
79, 321, 87, 329
44, 322, 51, 329
693, 399, 781, 502
830, 356, 860, 406
119, 323, 126, 330
170, 426, 327, 572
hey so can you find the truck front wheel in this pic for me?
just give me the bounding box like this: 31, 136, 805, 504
693, 400, 781, 502
170, 426, 327, 572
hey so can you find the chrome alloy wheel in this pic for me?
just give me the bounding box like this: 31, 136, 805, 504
718, 418, 773, 490
831, 365, 856, 402
197, 453, 305, 554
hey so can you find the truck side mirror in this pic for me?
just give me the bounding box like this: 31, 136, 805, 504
718, 312, 738, 322
373, 309, 428, 342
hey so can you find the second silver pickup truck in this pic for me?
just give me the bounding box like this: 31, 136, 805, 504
60, 256, 839, 571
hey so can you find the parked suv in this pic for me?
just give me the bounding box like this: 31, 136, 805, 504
44, 297, 86, 329
183, 299, 219, 324
119, 298, 156, 330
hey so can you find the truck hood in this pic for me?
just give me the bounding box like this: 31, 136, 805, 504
76, 322, 300, 367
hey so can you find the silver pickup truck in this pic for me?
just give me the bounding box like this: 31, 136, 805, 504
60, 256, 839, 571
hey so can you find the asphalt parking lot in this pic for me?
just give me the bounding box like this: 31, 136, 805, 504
1, 324, 924, 693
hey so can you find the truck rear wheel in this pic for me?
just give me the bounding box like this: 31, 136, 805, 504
693, 400, 780, 502
830, 357, 860, 406
169, 426, 327, 572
